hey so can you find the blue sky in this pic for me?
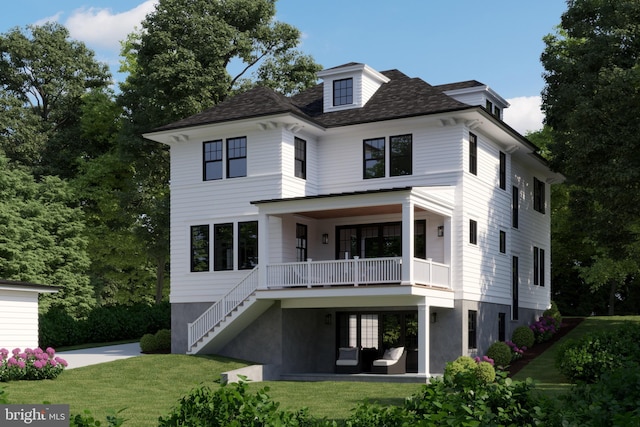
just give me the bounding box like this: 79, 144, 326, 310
1, 1, 568, 134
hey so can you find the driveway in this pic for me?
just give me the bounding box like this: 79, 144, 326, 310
56, 342, 142, 369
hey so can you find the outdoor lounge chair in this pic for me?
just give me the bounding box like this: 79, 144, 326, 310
371, 346, 406, 374
335, 347, 360, 373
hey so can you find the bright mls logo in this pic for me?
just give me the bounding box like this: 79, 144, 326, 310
1, 404, 69, 426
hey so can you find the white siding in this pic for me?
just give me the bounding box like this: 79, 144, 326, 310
0, 291, 39, 349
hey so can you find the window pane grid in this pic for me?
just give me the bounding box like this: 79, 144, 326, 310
295, 137, 306, 179
469, 133, 477, 175
333, 78, 353, 106
227, 137, 247, 178
364, 138, 385, 179
203, 140, 222, 181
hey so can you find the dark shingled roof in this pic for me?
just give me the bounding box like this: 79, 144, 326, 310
152, 69, 475, 132
434, 80, 485, 92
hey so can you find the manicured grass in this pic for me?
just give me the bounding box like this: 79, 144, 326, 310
2, 354, 420, 425
3, 316, 639, 425
2, 354, 248, 427
249, 381, 422, 420
513, 316, 640, 397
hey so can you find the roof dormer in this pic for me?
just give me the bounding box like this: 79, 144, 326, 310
317, 63, 390, 113
437, 81, 509, 120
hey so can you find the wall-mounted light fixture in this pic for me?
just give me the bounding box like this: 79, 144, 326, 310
431, 312, 438, 323
322, 233, 329, 244
437, 226, 444, 237
325, 313, 332, 325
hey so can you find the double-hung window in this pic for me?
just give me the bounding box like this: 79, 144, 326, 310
499, 151, 506, 190
333, 78, 353, 106
203, 137, 247, 180
534, 246, 545, 286
203, 140, 223, 180
296, 223, 308, 262
468, 310, 477, 349
469, 133, 478, 175
469, 219, 478, 245
512, 186, 519, 228
363, 138, 385, 179
294, 137, 306, 179
363, 134, 413, 179
533, 177, 545, 213
227, 137, 247, 178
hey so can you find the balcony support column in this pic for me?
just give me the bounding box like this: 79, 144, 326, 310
418, 303, 430, 375
258, 212, 269, 289
401, 199, 414, 285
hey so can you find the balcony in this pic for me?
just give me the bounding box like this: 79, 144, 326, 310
264, 257, 450, 289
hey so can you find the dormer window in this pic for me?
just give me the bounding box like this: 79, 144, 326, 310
333, 78, 353, 106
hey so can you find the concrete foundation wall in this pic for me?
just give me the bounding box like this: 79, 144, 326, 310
218, 303, 284, 365
282, 308, 335, 373
171, 301, 213, 354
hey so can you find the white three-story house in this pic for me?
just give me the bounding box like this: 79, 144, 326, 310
144, 62, 562, 378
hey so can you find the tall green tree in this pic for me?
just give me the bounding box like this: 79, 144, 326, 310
0, 155, 93, 317
541, 0, 640, 314
116, 0, 322, 301
0, 22, 111, 177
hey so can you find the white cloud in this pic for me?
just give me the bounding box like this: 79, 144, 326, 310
34, 12, 64, 27
64, 1, 157, 52
504, 96, 544, 136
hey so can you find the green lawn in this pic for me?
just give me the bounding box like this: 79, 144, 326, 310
513, 315, 640, 396
3, 316, 639, 426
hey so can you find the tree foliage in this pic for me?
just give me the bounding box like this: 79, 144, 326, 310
0, 23, 112, 177
0, 155, 93, 317
541, 0, 640, 313
115, 0, 322, 302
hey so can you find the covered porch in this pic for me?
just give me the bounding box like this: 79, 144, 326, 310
260, 285, 457, 377
253, 186, 455, 290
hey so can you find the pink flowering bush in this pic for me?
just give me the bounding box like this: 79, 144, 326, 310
0, 347, 67, 381
505, 340, 526, 361
530, 315, 561, 343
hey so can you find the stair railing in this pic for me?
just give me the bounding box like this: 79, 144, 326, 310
187, 266, 260, 351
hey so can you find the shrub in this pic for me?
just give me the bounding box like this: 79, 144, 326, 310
0, 347, 67, 382
155, 329, 172, 352
402, 371, 545, 426
158, 380, 317, 426
40, 302, 171, 349
443, 356, 496, 387
506, 340, 526, 361
556, 362, 640, 426
555, 323, 640, 383
511, 325, 535, 349
139, 334, 159, 354
530, 315, 560, 343
476, 361, 496, 383
543, 300, 562, 325
486, 341, 512, 368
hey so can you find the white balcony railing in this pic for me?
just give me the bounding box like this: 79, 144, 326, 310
265, 257, 450, 289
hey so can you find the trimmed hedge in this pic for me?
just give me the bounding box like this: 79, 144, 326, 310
39, 302, 170, 348
511, 325, 535, 349
486, 341, 513, 368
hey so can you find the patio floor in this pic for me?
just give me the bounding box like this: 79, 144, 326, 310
279, 372, 430, 383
